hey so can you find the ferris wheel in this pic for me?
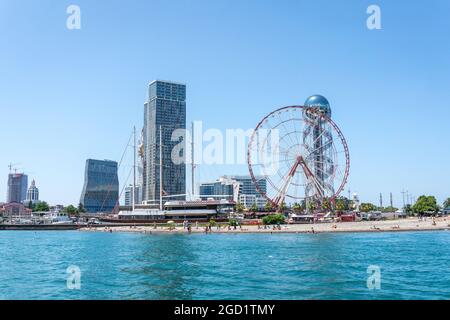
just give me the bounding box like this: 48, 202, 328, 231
247, 95, 350, 209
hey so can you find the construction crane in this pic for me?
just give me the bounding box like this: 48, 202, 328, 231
8, 163, 21, 174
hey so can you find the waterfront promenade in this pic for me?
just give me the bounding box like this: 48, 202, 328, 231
80, 217, 450, 235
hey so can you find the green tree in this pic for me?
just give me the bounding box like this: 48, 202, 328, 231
412, 195, 439, 215
264, 201, 274, 213
250, 203, 258, 213
78, 202, 86, 213
33, 201, 50, 212
235, 203, 245, 213
307, 201, 317, 212
26, 201, 33, 210
335, 199, 346, 212
292, 202, 303, 213
278, 202, 287, 212
321, 198, 331, 211
382, 206, 398, 213
64, 205, 78, 216
360, 203, 376, 213
262, 214, 286, 225
405, 204, 413, 215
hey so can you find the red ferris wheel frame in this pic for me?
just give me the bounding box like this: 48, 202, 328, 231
247, 105, 350, 209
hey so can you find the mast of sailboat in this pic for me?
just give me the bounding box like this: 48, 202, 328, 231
132, 126, 136, 211
159, 125, 163, 211
191, 121, 195, 201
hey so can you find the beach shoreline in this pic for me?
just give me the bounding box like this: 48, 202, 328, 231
80, 217, 450, 235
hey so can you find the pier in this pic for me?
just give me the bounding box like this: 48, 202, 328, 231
0, 224, 80, 231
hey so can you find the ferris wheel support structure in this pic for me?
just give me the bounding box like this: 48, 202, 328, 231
247, 100, 350, 212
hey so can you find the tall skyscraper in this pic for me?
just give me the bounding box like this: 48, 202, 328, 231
142, 80, 186, 204
7, 173, 28, 203
26, 179, 39, 204
80, 159, 119, 213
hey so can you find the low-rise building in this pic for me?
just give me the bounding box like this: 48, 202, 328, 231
117, 199, 235, 222
238, 194, 266, 210
0, 202, 32, 218
199, 175, 267, 210
199, 177, 238, 201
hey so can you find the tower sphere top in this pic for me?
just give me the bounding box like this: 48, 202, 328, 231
304, 95, 331, 117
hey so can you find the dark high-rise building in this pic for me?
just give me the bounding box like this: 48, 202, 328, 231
80, 159, 119, 213
7, 173, 28, 203
142, 80, 186, 204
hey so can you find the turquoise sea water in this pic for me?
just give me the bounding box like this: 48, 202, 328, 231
0, 230, 449, 300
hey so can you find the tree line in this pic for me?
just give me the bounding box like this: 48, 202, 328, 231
26, 201, 86, 215
234, 196, 450, 215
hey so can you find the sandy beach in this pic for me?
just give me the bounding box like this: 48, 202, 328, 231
80, 217, 450, 235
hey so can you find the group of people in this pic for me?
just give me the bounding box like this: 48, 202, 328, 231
257, 224, 282, 230
180, 220, 246, 233
182, 220, 193, 233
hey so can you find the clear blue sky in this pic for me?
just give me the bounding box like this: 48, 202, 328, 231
0, 0, 449, 207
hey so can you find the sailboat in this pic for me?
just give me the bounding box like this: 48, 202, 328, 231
109, 125, 235, 223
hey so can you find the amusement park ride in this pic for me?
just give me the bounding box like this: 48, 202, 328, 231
247, 95, 350, 211
116, 94, 349, 222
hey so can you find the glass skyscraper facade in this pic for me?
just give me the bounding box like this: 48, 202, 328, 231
143, 80, 186, 204
80, 159, 119, 213
7, 173, 28, 203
